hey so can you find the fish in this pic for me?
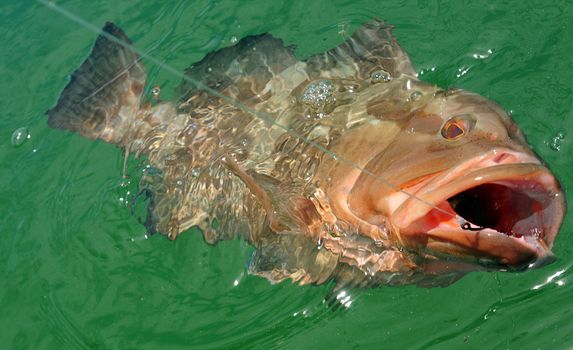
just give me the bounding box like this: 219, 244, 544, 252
47, 20, 565, 288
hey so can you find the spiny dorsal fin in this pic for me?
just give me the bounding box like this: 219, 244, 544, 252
177, 34, 298, 107
177, 20, 415, 113
47, 22, 146, 145
306, 19, 416, 80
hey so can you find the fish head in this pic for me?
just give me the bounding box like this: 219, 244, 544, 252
347, 87, 565, 272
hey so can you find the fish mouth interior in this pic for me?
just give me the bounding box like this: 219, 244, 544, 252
400, 168, 563, 269
446, 183, 542, 239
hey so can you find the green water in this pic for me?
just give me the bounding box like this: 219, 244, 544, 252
1, 0, 572, 349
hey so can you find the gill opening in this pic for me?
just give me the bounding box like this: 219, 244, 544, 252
38, 0, 475, 230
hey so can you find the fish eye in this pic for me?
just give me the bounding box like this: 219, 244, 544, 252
440, 114, 476, 140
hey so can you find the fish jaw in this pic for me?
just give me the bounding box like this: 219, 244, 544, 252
388, 149, 565, 269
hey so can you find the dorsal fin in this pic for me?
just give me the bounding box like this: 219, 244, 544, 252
47, 22, 146, 145
177, 34, 298, 107
306, 19, 416, 79
177, 20, 415, 111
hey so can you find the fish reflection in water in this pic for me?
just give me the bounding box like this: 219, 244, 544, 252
47, 20, 565, 288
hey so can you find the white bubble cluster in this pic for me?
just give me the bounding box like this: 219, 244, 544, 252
300, 79, 335, 110
370, 69, 392, 83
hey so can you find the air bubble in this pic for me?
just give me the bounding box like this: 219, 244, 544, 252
300, 80, 334, 111
11, 127, 30, 147
549, 131, 565, 151
455, 66, 470, 78
472, 49, 493, 60
338, 22, 349, 37
151, 86, 160, 99
317, 236, 324, 250
409, 91, 423, 101
370, 69, 392, 83
417, 67, 436, 77
230, 36, 238, 44
344, 84, 356, 93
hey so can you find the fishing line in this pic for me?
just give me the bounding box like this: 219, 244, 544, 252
37, 0, 468, 225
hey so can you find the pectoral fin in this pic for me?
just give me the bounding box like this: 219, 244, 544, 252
223, 157, 326, 241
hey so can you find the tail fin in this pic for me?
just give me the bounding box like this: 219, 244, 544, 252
47, 22, 146, 145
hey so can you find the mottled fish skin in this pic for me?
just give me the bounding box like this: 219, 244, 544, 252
47, 20, 565, 288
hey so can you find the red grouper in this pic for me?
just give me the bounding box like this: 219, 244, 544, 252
47, 20, 565, 287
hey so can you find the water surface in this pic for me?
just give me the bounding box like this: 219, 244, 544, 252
1, 1, 572, 349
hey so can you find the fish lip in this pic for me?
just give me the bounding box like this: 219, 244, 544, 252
418, 234, 556, 273
391, 149, 565, 268
424, 228, 554, 269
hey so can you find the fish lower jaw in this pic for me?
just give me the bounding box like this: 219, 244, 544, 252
423, 227, 551, 268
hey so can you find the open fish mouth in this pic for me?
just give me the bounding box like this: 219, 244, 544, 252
393, 150, 565, 270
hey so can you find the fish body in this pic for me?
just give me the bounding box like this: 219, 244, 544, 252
47, 20, 565, 287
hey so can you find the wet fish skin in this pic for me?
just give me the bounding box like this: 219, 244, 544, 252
47, 20, 565, 288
